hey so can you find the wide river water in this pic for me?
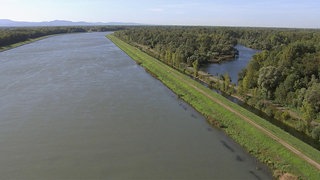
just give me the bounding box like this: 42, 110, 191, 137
201, 45, 260, 84
0, 32, 271, 179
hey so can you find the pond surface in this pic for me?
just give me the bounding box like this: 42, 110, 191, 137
201, 45, 260, 84
0, 32, 271, 179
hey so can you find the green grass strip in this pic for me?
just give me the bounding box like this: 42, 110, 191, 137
0, 35, 55, 52
107, 34, 320, 179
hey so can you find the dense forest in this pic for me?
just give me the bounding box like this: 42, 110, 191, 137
114, 26, 239, 67
237, 29, 320, 139
0, 26, 126, 48
114, 26, 320, 141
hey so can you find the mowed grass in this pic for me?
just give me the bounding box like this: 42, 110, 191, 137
107, 34, 320, 179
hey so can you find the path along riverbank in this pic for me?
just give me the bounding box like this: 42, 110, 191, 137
108, 34, 320, 179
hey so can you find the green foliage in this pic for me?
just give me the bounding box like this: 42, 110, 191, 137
113, 26, 239, 66
258, 66, 282, 99
0, 26, 126, 49
237, 29, 320, 136
112, 25, 320, 140
192, 59, 199, 77
275, 84, 287, 103
302, 102, 316, 129
311, 126, 320, 142
304, 82, 320, 113
108, 34, 320, 179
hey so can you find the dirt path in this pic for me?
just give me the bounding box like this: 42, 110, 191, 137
161, 61, 320, 171
113, 36, 320, 171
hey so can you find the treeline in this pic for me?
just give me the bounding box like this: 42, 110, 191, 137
233, 27, 320, 141
238, 32, 320, 139
0, 26, 126, 47
235, 28, 320, 51
114, 26, 239, 67
114, 26, 320, 142
114, 26, 320, 66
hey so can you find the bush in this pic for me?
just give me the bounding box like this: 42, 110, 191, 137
311, 126, 320, 141
281, 111, 291, 121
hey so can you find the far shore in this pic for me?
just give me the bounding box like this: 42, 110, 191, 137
0, 35, 58, 52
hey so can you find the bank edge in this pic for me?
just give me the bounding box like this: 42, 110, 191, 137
107, 34, 320, 179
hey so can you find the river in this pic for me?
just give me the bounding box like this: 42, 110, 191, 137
201, 44, 260, 84
0, 32, 271, 179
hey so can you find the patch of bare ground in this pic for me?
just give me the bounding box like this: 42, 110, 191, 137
279, 172, 298, 180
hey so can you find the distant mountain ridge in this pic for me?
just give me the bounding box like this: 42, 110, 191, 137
0, 19, 141, 27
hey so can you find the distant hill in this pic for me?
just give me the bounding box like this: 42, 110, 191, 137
0, 19, 142, 27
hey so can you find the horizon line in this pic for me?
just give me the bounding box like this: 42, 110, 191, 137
0, 19, 319, 30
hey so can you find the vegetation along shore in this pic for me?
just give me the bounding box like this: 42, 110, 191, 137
114, 26, 320, 145
108, 33, 320, 179
0, 26, 126, 52
1, 26, 319, 179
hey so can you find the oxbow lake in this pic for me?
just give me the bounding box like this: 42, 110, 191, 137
201, 44, 260, 84
0, 32, 271, 179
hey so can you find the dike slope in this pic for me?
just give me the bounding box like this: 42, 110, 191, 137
107, 34, 320, 179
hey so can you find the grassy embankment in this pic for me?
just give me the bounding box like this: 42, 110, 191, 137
107, 34, 320, 179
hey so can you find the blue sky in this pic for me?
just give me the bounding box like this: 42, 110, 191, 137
1, 0, 319, 28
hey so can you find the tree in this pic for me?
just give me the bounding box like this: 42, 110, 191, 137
311, 126, 320, 141
192, 60, 199, 77
275, 83, 287, 103
258, 66, 281, 99
223, 73, 231, 93
301, 102, 315, 131
304, 82, 320, 113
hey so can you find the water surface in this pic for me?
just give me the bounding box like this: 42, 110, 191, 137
0, 32, 271, 179
201, 45, 259, 84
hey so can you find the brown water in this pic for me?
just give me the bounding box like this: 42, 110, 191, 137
0, 32, 271, 179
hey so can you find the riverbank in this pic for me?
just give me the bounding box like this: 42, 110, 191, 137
108, 34, 320, 179
0, 35, 53, 52
0, 26, 126, 53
